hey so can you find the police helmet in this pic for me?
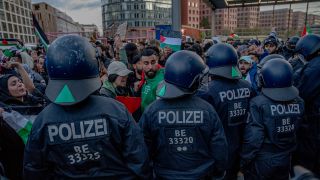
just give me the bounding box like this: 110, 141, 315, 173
286, 36, 300, 50
45, 35, 101, 105
295, 34, 320, 61
260, 58, 298, 101
157, 50, 208, 99
205, 43, 241, 79
257, 54, 285, 69
256, 54, 286, 89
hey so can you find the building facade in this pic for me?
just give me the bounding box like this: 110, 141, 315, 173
213, 8, 238, 35
181, 0, 201, 40
292, 11, 306, 32
259, 9, 293, 33
32, 2, 84, 42
101, 0, 171, 40
82, 24, 99, 39
55, 10, 83, 33
32, 2, 57, 34
259, 9, 320, 37
0, 0, 36, 43
237, 6, 260, 29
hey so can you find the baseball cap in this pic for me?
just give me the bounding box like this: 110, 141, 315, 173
107, 61, 133, 76
239, 56, 253, 64
237, 45, 249, 53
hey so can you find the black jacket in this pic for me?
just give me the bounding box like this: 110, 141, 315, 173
197, 78, 253, 171
139, 96, 228, 179
295, 56, 320, 139
241, 94, 304, 169
24, 95, 150, 179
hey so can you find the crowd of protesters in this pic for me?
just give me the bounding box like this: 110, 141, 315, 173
0, 31, 319, 180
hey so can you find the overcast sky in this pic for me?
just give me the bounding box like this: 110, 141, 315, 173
31, 0, 320, 34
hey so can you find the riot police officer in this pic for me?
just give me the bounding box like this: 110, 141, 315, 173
241, 58, 304, 180
255, 54, 286, 93
293, 34, 320, 177
197, 43, 253, 179
139, 50, 228, 179
23, 35, 150, 179
282, 36, 300, 60
291, 34, 320, 86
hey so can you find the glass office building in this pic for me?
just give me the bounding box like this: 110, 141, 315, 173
101, 0, 172, 40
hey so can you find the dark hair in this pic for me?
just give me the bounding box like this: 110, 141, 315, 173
141, 48, 157, 57
132, 53, 142, 64
124, 43, 138, 52
191, 43, 203, 57
108, 74, 118, 83
145, 46, 160, 57
138, 41, 145, 46
203, 42, 213, 52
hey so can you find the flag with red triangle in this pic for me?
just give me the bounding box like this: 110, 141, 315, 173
2, 39, 8, 45
301, 25, 312, 37
159, 30, 182, 52
229, 33, 239, 39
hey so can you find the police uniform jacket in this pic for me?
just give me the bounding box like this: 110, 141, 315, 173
197, 78, 253, 170
296, 56, 320, 139
23, 95, 150, 179
241, 94, 304, 169
139, 96, 228, 179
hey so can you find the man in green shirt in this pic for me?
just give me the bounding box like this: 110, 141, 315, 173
140, 48, 164, 112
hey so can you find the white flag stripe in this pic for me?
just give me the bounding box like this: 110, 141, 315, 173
163, 37, 182, 45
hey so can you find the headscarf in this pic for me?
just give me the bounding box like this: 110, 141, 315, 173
0, 74, 28, 105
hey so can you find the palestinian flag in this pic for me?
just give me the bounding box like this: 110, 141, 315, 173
301, 25, 312, 37
229, 33, 239, 39
2, 110, 33, 144
160, 30, 182, 52
0, 38, 21, 50
32, 13, 49, 50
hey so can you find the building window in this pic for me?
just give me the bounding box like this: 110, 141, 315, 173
5, 2, 9, 10
12, 15, 16, 23
15, 6, 19, 14
134, 4, 138, 10
11, 4, 15, 13
0, 10, 4, 20
8, 23, 12, 32
6, 13, 11, 21
2, 22, 7, 31
34, 5, 40, 10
